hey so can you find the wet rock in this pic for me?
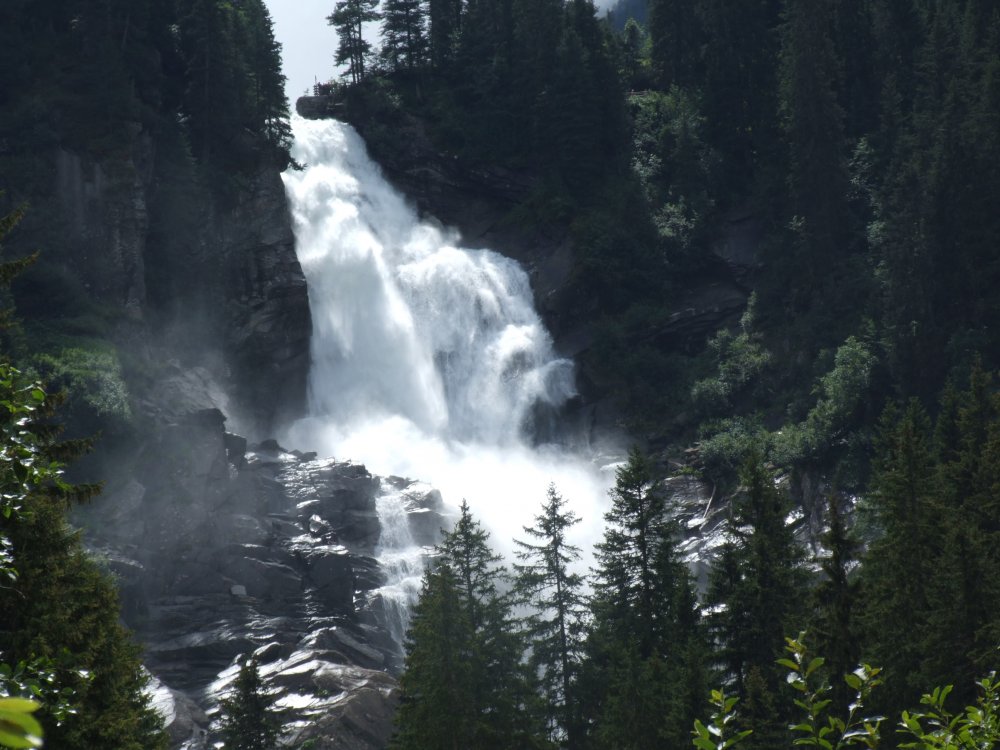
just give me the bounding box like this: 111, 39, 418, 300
221, 556, 302, 600
311, 628, 386, 670
305, 547, 355, 611
77, 416, 407, 750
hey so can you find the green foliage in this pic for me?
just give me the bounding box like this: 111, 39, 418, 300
219, 656, 280, 750
629, 88, 718, 272
0, 366, 165, 750
898, 674, 1000, 749
698, 640, 1000, 750
0, 654, 87, 729
772, 336, 876, 466
692, 297, 771, 415
780, 634, 884, 749
705, 453, 808, 750
584, 448, 706, 748
698, 416, 770, 478
0, 697, 42, 750
329, 0, 382, 84
392, 502, 544, 749
691, 688, 752, 750
380, 0, 427, 70
33, 346, 132, 426
513, 484, 587, 746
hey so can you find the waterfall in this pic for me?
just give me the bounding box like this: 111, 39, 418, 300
282, 116, 612, 643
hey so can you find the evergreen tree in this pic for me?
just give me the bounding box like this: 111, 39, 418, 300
513, 484, 587, 748
427, 0, 463, 69
582, 449, 705, 749
777, 0, 855, 319
219, 655, 280, 750
380, 0, 428, 71
696, 0, 783, 193
177, 0, 243, 165
392, 502, 543, 749
859, 401, 939, 717
329, 0, 381, 84
0, 366, 166, 750
238, 0, 292, 155
647, 0, 700, 89
810, 494, 861, 711
391, 562, 477, 749
705, 453, 807, 749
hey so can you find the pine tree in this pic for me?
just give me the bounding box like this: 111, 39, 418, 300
392, 502, 543, 749
328, 0, 381, 84
646, 0, 700, 89
219, 655, 280, 750
859, 401, 939, 716
177, 0, 243, 165
704, 453, 807, 750
777, 0, 854, 317
238, 0, 291, 155
0, 366, 166, 750
582, 449, 705, 748
391, 562, 477, 749
810, 494, 861, 711
696, 0, 783, 192
427, 0, 462, 70
380, 0, 428, 71
513, 484, 587, 747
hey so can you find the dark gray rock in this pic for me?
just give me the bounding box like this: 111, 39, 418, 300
305, 546, 356, 611
297, 95, 345, 120
77, 417, 410, 750
221, 555, 302, 600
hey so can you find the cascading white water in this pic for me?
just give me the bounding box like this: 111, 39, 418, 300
282, 116, 612, 637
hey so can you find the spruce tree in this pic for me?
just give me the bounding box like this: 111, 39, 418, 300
810, 494, 861, 711
380, 0, 428, 71
427, 0, 463, 70
859, 401, 939, 717
218, 655, 280, 750
582, 449, 705, 749
391, 562, 477, 750
238, 0, 291, 155
328, 0, 381, 84
777, 0, 854, 319
392, 502, 543, 749
704, 453, 807, 750
513, 484, 587, 748
0, 367, 166, 750
646, 0, 700, 88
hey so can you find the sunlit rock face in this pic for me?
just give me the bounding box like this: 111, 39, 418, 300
84, 409, 447, 749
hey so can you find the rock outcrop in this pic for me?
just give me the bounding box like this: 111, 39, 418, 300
14, 123, 311, 437
81, 409, 448, 749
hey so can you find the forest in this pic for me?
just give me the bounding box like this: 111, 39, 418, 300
329, 0, 1000, 746
1, 0, 1000, 747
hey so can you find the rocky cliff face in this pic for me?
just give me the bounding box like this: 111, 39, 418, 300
21, 125, 311, 436
83, 409, 447, 748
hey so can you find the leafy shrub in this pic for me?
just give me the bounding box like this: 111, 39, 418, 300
692, 296, 771, 415
695, 635, 1000, 750
772, 337, 875, 465
33, 345, 132, 427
